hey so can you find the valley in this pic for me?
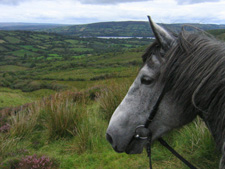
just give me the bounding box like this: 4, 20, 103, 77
0, 22, 224, 168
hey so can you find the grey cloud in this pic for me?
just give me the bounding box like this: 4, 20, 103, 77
176, 0, 220, 5
78, 0, 150, 5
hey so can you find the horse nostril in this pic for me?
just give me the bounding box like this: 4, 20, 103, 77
106, 133, 113, 145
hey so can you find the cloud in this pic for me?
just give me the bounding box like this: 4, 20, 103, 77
0, 0, 27, 5
0, 0, 150, 6
78, 0, 150, 5
176, 0, 220, 5
0, 0, 224, 24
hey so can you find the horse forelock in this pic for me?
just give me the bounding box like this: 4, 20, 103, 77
144, 29, 225, 151
142, 41, 162, 63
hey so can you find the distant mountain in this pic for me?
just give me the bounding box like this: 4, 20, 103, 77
0, 23, 69, 31
44, 21, 225, 37
1, 21, 225, 37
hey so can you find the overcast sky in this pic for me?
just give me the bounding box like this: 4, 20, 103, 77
0, 0, 224, 24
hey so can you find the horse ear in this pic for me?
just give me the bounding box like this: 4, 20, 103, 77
148, 16, 175, 49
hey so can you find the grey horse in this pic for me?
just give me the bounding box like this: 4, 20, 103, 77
106, 17, 225, 169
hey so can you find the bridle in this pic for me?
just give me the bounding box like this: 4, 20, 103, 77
133, 78, 198, 169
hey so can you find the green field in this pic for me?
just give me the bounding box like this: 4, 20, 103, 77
0, 65, 28, 72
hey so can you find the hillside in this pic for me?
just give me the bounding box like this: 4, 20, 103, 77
0, 23, 68, 31
208, 29, 225, 40
1, 27, 225, 106
0, 30, 151, 105
0, 30, 150, 65
45, 21, 225, 37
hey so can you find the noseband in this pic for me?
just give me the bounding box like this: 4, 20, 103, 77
134, 83, 198, 169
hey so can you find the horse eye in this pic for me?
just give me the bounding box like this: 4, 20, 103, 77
141, 76, 154, 85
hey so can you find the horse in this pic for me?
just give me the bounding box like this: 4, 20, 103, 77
106, 17, 225, 169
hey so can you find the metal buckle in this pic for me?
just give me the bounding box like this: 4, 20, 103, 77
134, 125, 148, 140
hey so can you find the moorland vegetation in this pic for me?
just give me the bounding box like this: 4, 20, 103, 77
0, 25, 225, 168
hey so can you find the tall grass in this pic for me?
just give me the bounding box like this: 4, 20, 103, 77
149, 118, 220, 169
10, 103, 40, 138
8, 90, 90, 140
176, 118, 220, 168
1, 83, 221, 168
0, 135, 20, 159
43, 93, 87, 139
97, 80, 131, 121
68, 104, 106, 154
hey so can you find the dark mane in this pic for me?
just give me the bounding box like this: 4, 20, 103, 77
145, 29, 225, 150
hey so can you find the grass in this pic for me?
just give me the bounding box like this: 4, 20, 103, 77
0, 87, 55, 109
44, 94, 86, 139
40, 66, 138, 81
0, 90, 33, 108
0, 81, 221, 169
10, 105, 40, 138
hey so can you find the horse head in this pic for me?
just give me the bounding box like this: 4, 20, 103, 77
106, 17, 198, 154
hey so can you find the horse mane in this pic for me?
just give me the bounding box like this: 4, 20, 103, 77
144, 28, 225, 151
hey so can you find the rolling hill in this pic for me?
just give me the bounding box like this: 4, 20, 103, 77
1, 21, 225, 37
208, 29, 225, 40
0, 30, 151, 95
0, 22, 69, 31
44, 21, 225, 37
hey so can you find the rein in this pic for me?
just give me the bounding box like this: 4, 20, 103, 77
134, 84, 198, 169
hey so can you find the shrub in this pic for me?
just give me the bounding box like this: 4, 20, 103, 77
85, 85, 102, 100
17, 154, 57, 169
48, 82, 68, 91
12, 80, 29, 90
0, 123, 10, 133
27, 81, 42, 91
0, 115, 10, 133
